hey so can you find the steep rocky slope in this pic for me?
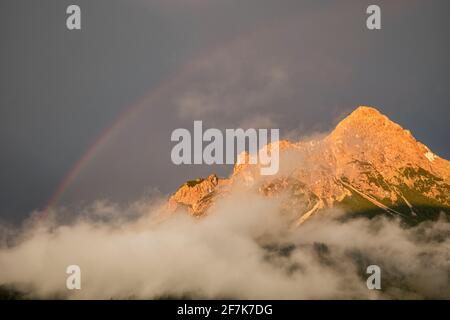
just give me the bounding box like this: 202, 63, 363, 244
168, 106, 450, 225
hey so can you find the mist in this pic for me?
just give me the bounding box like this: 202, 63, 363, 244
0, 183, 449, 300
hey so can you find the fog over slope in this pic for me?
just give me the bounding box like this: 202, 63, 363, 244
0, 184, 449, 299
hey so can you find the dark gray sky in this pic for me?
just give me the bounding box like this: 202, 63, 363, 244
1, 0, 449, 223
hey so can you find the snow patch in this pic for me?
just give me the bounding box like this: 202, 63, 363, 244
424, 152, 436, 162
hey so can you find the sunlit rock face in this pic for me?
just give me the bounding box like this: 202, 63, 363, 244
169, 106, 450, 224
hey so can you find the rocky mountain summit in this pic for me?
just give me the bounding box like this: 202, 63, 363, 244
168, 106, 450, 225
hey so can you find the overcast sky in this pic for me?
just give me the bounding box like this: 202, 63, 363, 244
1, 0, 449, 223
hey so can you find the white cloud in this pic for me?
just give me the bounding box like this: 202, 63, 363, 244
0, 184, 449, 299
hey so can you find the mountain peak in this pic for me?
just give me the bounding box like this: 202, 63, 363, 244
327, 106, 449, 180
330, 106, 402, 141
352, 105, 382, 115
336, 106, 389, 128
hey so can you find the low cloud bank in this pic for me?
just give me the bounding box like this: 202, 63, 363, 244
0, 189, 449, 299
